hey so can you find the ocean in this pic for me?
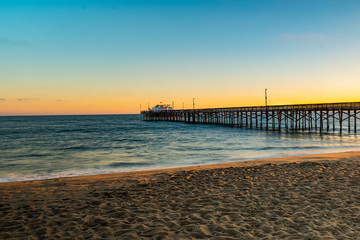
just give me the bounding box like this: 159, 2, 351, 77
1, 114, 360, 182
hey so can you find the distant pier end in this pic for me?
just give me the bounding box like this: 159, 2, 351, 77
141, 102, 360, 133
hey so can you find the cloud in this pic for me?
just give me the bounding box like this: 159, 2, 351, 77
0, 98, 6, 101
0, 36, 37, 49
17, 98, 39, 102
282, 33, 331, 43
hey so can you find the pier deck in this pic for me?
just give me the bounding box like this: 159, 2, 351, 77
141, 102, 360, 133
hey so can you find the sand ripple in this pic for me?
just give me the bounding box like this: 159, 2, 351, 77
1, 154, 360, 239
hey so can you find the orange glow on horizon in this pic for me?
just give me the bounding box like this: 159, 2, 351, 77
1, 92, 360, 116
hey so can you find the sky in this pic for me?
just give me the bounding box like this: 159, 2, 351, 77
1, 0, 360, 115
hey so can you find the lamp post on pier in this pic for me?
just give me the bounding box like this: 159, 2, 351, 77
265, 88, 268, 107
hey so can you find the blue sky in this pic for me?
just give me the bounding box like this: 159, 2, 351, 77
1, 0, 360, 114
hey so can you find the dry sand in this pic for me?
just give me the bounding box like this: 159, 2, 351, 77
1, 151, 360, 239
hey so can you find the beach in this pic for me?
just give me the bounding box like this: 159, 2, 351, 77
1, 151, 360, 239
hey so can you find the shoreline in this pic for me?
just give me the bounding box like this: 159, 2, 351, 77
1, 151, 360, 239
1, 150, 360, 186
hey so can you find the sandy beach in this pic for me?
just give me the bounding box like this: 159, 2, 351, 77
1, 151, 360, 239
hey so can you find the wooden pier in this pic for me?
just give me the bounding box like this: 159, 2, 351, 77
141, 102, 360, 133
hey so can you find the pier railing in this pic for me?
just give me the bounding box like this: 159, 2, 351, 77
141, 102, 360, 133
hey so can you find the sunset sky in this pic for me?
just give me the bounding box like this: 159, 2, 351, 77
1, 0, 360, 115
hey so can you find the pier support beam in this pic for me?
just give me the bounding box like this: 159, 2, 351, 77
339, 110, 343, 133
332, 110, 335, 131
348, 110, 351, 133
272, 111, 275, 130
266, 110, 269, 130
326, 110, 330, 131
355, 110, 357, 132
320, 111, 323, 132
278, 111, 282, 130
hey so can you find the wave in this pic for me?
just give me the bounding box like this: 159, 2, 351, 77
108, 161, 150, 167
62, 146, 91, 151
6, 153, 51, 158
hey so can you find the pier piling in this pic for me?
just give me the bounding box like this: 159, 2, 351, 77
141, 102, 360, 133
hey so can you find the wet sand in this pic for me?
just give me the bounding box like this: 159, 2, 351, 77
1, 151, 360, 239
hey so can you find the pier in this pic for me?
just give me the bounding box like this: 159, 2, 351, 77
141, 102, 360, 133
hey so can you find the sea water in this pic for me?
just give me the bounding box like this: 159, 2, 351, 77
1, 114, 360, 182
